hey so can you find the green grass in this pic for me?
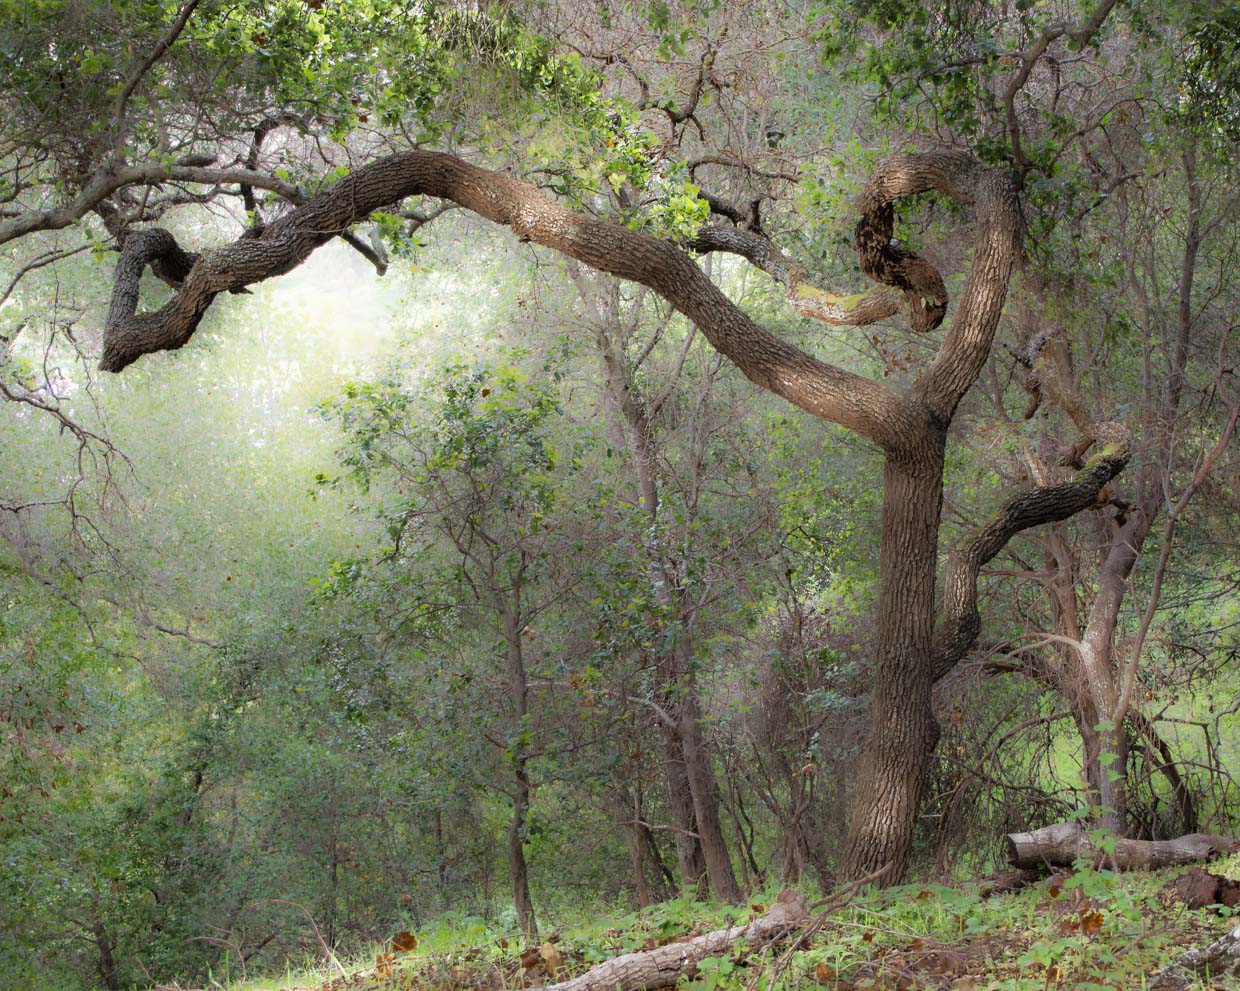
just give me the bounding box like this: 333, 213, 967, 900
207, 856, 1240, 991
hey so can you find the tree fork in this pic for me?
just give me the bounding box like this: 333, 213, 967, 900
100, 146, 1094, 886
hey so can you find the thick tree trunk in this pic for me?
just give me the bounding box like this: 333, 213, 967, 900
841, 446, 945, 883
1006, 821, 1238, 869
94, 148, 1047, 891
528, 889, 809, 991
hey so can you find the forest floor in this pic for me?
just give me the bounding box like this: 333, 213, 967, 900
223, 853, 1240, 991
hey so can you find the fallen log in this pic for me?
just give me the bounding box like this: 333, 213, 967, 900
530, 889, 809, 991
1006, 821, 1239, 870
1149, 922, 1240, 990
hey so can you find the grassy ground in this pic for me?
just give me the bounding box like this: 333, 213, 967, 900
214, 854, 1240, 991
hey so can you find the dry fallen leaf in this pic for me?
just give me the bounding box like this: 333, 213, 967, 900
540, 941, 564, 977
390, 930, 418, 953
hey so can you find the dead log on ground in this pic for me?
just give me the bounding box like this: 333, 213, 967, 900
1006, 821, 1239, 870
1149, 923, 1240, 990
529, 889, 809, 991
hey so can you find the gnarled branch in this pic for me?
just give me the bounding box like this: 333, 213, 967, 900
931, 435, 1131, 682
100, 149, 1019, 459
101, 150, 940, 448
690, 224, 907, 326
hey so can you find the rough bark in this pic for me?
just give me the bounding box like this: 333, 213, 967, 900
840, 155, 1040, 883
841, 451, 946, 884
528, 889, 809, 991
1150, 924, 1240, 991
100, 149, 921, 447
1006, 821, 1238, 869
100, 147, 1102, 887
931, 440, 1132, 682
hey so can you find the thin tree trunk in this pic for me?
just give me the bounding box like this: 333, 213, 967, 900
93, 918, 121, 991
662, 727, 709, 900
637, 809, 677, 898
583, 271, 739, 903
678, 685, 742, 902
502, 605, 538, 939
434, 807, 447, 897
508, 764, 537, 939
612, 787, 655, 908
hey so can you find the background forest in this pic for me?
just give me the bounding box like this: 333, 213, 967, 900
1, 1, 1237, 989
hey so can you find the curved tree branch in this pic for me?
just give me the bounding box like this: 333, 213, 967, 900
0, 164, 303, 245
931, 434, 1132, 683
690, 224, 906, 326
101, 150, 935, 447
99, 149, 1019, 460
887, 154, 1022, 421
